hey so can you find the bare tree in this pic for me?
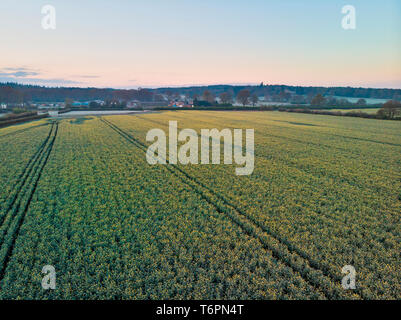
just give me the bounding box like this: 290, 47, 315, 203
310, 94, 326, 107
251, 94, 258, 106
378, 100, 401, 119
154, 94, 165, 102
356, 98, 367, 106
237, 89, 250, 106
202, 90, 215, 104
219, 92, 233, 104
65, 98, 73, 108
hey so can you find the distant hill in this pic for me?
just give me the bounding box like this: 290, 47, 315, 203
1, 82, 400, 103
151, 84, 401, 100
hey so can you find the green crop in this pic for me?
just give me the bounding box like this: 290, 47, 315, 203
0, 112, 399, 300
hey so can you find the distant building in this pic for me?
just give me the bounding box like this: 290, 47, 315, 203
38, 104, 52, 109
37, 102, 64, 109
168, 101, 193, 108
92, 100, 105, 106
127, 100, 140, 108
72, 101, 90, 107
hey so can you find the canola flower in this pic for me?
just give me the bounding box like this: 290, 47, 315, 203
0, 112, 399, 299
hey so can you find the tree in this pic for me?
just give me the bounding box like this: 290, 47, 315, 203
219, 92, 233, 104
202, 90, 215, 104
16, 90, 24, 106
278, 91, 291, 102
378, 100, 401, 119
291, 94, 306, 104
310, 94, 326, 107
65, 98, 73, 108
154, 94, 165, 102
356, 98, 367, 106
137, 89, 154, 102
166, 91, 174, 100
306, 92, 315, 104
337, 98, 351, 107
326, 96, 339, 106
89, 101, 100, 108
237, 89, 250, 106
251, 94, 258, 106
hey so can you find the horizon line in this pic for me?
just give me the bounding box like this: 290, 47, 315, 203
1, 80, 401, 91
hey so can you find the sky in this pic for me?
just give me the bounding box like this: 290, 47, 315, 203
0, 0, 400, 89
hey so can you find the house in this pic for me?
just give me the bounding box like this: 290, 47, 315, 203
72, 101, 89, 107
38, 103, 52, 109
94, 100, 105, 106
127, 100, 140, 108
168, 101, 193, 108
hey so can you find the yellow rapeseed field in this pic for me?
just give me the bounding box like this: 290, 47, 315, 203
0, 111, 399, 299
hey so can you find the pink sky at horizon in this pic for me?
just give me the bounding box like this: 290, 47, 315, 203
0, 0, 400, 89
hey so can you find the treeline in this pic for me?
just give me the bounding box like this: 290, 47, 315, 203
0, 112, 48, 128
0, 111, 36, 121
196, 90, 386, 107
276, 100, 401, 120
165, 88, 397, 108
280, 109, 400, 120
152, 83, 401, 101
1, 82, 401, 104
156, 100, 401, 120
0, 82, 154, 103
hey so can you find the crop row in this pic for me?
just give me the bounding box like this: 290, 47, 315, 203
0, 122, 58, 280
0, 123, 52, 211
1, 118, 324, 299
100, 118, 357, 299
108, 112, 400, 299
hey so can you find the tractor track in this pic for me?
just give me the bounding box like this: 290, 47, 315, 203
134, 116, 401, 239
0, 123, 54, 221
100, 117, 364, 300
0, 122, 58, 281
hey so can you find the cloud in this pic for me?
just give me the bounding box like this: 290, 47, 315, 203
0, 66, 81, 86
0, 67, 41, 78
0, 71, 40, 77
2, 67, 32, 71
76, 75, 100, 79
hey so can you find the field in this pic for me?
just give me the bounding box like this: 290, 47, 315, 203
327, 108, 381, 114
0, 111, 400, 300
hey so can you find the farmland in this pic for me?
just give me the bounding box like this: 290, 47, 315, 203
0, 111, 399, 299
326, 108, 381, 114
